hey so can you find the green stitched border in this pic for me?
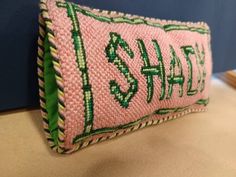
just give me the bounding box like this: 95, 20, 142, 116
73, 98, 209, 144
55, 1, 210, 146
57, 2, 209, 35
66, 3, 94, 134
38, 0, 210, 153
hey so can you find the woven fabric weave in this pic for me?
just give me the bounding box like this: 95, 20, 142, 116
38, 0, 212, 153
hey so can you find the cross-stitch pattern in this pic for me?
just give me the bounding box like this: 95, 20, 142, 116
38, 0, 212, 153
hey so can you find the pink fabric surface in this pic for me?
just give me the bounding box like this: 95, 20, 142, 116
46, 0, 211, 149
47, 0, 85, 143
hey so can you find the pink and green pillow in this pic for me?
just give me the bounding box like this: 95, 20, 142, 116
37, 0, 212, 153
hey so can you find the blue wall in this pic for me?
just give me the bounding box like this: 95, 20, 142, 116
0, 0, 235, 111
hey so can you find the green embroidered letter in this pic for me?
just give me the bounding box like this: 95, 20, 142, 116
195, 43, 206, 92
105, 32, 138, 108
167, 45, 185, 99
137, 39, 165, 103
181, 45, 200, 96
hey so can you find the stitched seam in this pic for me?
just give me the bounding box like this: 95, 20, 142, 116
38, 0, 68, 153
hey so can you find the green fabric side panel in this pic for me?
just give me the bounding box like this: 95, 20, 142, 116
44, 34, 59, 145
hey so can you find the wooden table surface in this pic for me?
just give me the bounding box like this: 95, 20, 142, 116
0, 77, 236, 177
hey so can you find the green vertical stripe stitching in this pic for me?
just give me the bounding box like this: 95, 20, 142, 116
62, 3, 94, 134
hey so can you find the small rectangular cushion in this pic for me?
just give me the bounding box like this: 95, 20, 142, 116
38, 0, 212, 153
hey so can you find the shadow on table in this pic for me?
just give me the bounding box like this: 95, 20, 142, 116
28, 109, 59, 156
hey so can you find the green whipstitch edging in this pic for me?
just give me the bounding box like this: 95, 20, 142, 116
57, 2, 209, 35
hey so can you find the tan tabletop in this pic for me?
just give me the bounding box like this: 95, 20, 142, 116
0, 77, 236, 177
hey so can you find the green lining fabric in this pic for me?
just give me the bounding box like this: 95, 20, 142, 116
44, 34, 59, 145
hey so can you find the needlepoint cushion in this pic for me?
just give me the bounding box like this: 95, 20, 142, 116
37, 0, 212, 153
